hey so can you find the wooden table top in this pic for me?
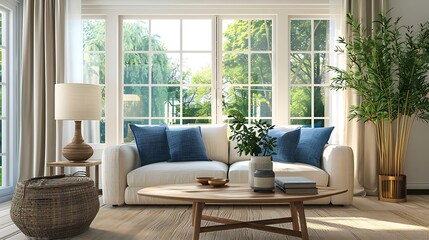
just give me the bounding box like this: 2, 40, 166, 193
138, 184, 347, 204
47, 160, 101, 167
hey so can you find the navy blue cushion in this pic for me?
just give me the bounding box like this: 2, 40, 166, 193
166, 126, 210, 162
270, 128, 301, 163
295, 127, 334, 168
129, 124, 170, 166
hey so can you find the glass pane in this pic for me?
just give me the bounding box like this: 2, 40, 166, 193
222, 20, 248, 51
222, 53, 248, 84
290, 20, 311, 51
183, 53, 211, 84
123, 86, 148, 117
151, 86, 180, 118
0, 119, 3, 153
123, 119, 149, 143
0, 157, 3, 187
151, 20, 180, 51
82, 19, 105, 51
0, 85, 2, 117
223, 86, 249, 117
0, 12, 2, 46
251, 86, 272, 117
123, 53, 149, 84
290, 53, 311, 84
314, 20, 329, 51
183, 86, 211, 117
123, 20, 149, 51
82, 120, 102, 143
151, 119, 172, 125
83, 53, 105, 84
152, 53, 180, 84
100, 119, 105, 143
251, 53, 272, 84
314, 119, 326, 128
0, 49, 2, 82
153, 118, 180, 125
251, 20, 272, 51
290, 86, 311, 117
291, 119, 311, 126
183, 119, 211, 124
314, 86, 328, 117
101, 86, 106, 118
183, 19, 212, 51
314, 53, 328, 84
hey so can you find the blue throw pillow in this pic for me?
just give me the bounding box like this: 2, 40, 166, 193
295, 127, 334, 168
166, 126, 210, 162
270, 128, 301, 163
129, 124, 170, 166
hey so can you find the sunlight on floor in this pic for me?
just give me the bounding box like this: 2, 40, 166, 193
308, 217, 428, 231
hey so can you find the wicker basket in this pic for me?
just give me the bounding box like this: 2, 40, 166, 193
10, 175, 99, 239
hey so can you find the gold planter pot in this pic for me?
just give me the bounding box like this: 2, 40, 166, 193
378, 175, 407, 203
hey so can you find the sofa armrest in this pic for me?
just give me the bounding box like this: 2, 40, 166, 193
321, 144, 354, 205
102, 143, 140, 206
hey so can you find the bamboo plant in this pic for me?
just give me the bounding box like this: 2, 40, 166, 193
329, 13, 429, 177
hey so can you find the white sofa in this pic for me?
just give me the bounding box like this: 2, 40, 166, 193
102, 124, 354, 206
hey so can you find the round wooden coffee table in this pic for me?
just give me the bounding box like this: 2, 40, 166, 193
138, 184, 347, 240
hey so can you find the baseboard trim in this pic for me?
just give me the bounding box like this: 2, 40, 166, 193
407, 189, 429, 195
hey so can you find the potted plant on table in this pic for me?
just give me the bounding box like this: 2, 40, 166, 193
329, 13, 429, 202
228, 110, 277, 188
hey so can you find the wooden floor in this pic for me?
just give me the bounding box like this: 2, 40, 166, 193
1, 195, 429, 240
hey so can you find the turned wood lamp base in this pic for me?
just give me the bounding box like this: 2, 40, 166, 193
63, 121, 94, 162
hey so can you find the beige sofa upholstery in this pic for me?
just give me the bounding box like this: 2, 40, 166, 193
102, 124, 354, 206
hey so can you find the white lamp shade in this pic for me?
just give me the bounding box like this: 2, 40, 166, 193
55, 83, 102, 120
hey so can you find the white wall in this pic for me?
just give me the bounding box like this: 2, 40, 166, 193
390, 0, 429, 189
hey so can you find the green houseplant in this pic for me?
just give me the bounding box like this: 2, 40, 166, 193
228, 110, 277, 188
329, 13, 429, 202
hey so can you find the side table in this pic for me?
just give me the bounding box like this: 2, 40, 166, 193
47, 160, 101, 194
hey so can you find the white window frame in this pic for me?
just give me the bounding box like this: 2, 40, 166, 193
289, 16, 331, 127
81, 1, 334, 146
0, 0, 20, 202
120, 16, 216, 129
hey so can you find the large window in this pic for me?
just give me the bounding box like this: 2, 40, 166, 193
121, 17, 273, 142
221, 19, 273, 123
122, 18, 214, 143
289, 18, 330, 127
82, 18, 106, 143
81, 2, 338, 145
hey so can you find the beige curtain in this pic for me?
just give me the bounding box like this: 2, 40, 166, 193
18, 0, 65, 180
344, 0, 388, 195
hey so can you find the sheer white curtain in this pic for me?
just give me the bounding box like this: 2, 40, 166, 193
329, 0, 388, 195
19, 0, 82, 180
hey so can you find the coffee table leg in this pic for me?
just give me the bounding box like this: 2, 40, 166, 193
192, 202, 205, 240
294, 201, 309, 240
290, 202, 299, 231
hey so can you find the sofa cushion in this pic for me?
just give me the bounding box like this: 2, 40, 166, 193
200, 124, 229, 164
129, 124, 170, 166
166, 126, 210, 162
270, 128, 301, 163
228, 160, 329, 186
127, 161, 228, 187
295, 127, 334, 168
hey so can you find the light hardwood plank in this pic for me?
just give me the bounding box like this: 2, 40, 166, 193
1, 196, 429, 240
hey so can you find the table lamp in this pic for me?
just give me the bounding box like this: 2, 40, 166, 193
55, 83, 101, 162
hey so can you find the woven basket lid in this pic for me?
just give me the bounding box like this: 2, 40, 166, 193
21, 176, 94, 190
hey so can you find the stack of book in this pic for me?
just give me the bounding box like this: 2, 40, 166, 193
275, 177, 318, 195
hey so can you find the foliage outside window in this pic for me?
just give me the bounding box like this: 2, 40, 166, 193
82, 19, 106, 143
289, 19, 330, 127
221, 19, 273, 123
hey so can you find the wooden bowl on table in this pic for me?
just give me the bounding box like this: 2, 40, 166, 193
208, 178, 229, 187
195, 177, 215, 185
